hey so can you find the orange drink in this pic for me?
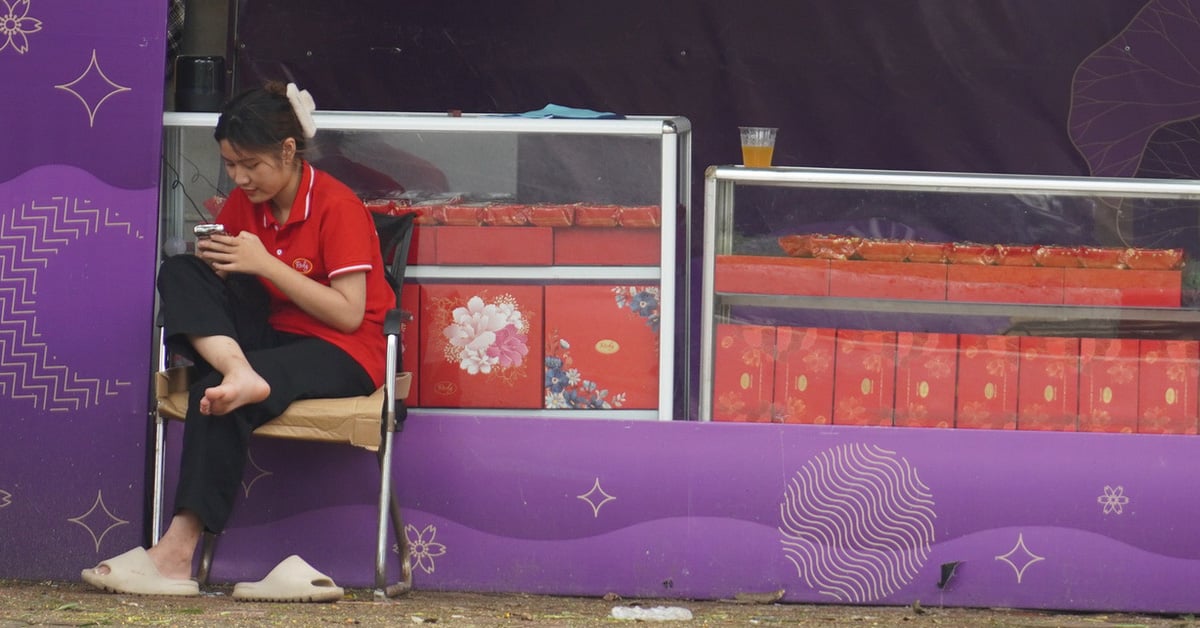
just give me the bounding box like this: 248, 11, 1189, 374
738, 126, 778, 167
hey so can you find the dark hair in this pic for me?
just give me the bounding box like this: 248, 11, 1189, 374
214, 81, 307, 154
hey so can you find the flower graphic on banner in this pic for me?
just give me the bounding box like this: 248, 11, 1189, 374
441, 294, 528, 375
0, 0, 42, 55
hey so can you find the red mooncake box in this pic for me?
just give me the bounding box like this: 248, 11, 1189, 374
778, 234, 861, 260
419, 284, 544, 408
435, 226, 553, 265
946, 265, 1064, 305
481, 203, 532, 226
832, 329, 897, 426
554, 228, 661, 266
1077, 337, 1138, 433
1138, 339, 1200, 434
712, 324, 776, 422
956, 334, 1019, 430
828, 260, 946, 301
715, 255, 829, 297
772, 326, 837, 424
893, 332, 957, 428
1016, 336, 1080, 431
544, 285, 660, 409
1062, 268, 1181, 307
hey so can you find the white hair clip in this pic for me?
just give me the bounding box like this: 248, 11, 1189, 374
286, 83, 317, 139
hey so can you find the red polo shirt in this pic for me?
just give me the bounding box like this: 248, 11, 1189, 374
217, 163, 391, 387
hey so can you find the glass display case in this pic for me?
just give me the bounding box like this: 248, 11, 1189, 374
160, 111, 691, 420
700, 166, 1200, 428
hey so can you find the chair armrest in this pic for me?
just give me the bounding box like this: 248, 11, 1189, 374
383, 308, 412, 336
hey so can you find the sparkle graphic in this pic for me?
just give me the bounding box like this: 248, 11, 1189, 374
1097, 485, 1129, 515
995, 533, 1045, 584
241, 451, 272, 497
69, 490, 129, 552
404, 524, 447, 574
577, 477, 616, 518
0, 0, 42, 54
54, 49, 132, 126
0, 489, 11, 508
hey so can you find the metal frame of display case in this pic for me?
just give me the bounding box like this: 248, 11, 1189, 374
161, 111, 691, 421
699, 165, 1200, 421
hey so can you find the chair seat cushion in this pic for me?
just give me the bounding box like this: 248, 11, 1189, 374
156, 367, 412, 451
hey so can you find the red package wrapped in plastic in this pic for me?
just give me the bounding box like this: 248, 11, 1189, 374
528, 204, 576, 227
995, 244, 1041, 266
574, 204, 621, 227
481, 203, 531, 226
907, 241, 949, 264
431, 204, 484, 226
1077, 246, 1131, 269
1121, 247, 1185, 270
617, 205, 662, 228
1033, 245, 1082, 267
946, 242, 1000, 265
856, 238, 912, 262
777, 234, 860, 260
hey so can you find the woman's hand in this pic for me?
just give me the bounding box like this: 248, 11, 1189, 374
196, 232, 276, 277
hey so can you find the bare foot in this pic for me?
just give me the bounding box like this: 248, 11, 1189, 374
199, 367, 270, 415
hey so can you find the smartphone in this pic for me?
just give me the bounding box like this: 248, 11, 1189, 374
193, 223, 227, 239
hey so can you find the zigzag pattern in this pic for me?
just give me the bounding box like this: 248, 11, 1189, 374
0, 197, 133, 411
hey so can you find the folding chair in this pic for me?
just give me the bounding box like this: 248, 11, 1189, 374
150, 211, 417, 599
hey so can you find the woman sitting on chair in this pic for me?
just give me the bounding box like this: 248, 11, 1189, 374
82, 81, 392, 601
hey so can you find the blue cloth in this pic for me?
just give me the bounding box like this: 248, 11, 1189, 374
513, 104, 624, 119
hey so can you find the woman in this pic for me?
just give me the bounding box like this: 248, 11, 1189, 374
82, 82, 392, 601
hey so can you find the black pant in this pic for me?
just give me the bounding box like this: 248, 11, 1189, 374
157, 255, 375, 533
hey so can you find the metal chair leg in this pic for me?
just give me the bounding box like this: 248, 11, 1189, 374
197, 531, 217, 586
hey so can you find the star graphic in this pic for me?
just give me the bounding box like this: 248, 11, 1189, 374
0, 489, 11, 508
995, 533, 1045, 584
577, 478, 616, 518
54, 49, 132, 126
241, 450, 273, 497
69, 490, 129, 552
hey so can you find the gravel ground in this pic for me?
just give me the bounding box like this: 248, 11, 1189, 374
0, 579, 1195, 627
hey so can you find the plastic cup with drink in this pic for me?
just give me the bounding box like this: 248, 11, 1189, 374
739, 126, 778, 167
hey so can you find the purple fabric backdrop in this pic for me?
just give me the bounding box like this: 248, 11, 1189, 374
0, 2, 166, 579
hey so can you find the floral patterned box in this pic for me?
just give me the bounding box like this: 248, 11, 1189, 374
1077, 337, 1138, 433
419, 284, 543, 408
553, 228, 661, 265
831, 329, 897, 426
1138, 339, 1200, 434
893, 332, 957, 428
955, 334, 1018, 430
712, 324, 776, 422
543, 285, 660, 409
772, 326, 836, 424
1016, 336, 1080, 431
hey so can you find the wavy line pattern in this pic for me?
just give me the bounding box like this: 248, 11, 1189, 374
0, 196, 132, 410
779, 443, 936, 603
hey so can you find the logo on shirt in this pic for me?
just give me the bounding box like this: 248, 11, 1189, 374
292, 258, 314, 274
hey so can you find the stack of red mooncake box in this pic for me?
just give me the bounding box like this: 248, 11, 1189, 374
712, 323, 1199, 434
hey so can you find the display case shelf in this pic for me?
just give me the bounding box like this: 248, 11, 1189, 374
161, 111, 691, 421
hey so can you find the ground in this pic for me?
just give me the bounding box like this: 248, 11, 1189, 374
0, 581, 1196, 627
